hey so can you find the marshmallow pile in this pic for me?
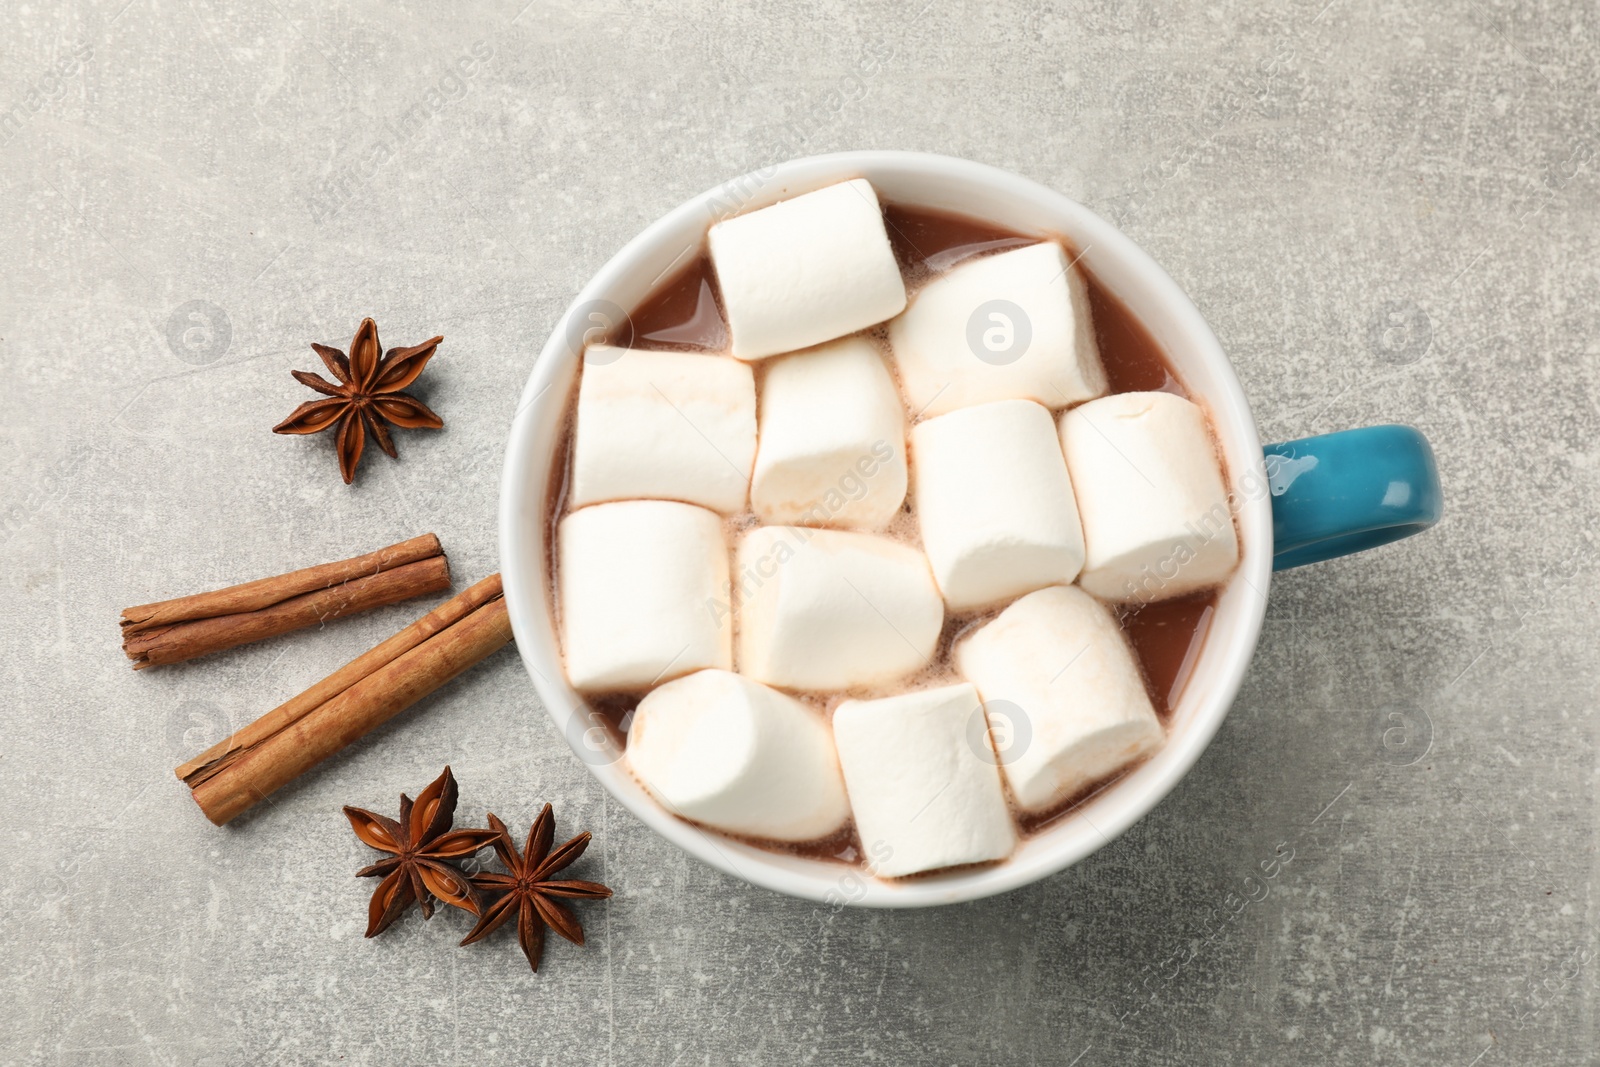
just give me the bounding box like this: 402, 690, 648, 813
553, 179, 1239, 879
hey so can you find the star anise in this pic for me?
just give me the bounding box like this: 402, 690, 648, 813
461, 805, 612, 971
343, 766, 500, 937
274, 317, 444, 484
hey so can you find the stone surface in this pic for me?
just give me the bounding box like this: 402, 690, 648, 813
1, 1, 1595, 1063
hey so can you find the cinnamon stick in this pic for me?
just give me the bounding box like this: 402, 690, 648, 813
181, 574, 513, 825
122, 534, 449, 669
177, 572, 505, 786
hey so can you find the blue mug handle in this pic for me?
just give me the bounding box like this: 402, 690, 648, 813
1263, 425, 1443, 571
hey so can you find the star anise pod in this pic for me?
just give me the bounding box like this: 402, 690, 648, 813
343, 766, 500, 937
461, 805, 612, 971
274, 317, 444, 484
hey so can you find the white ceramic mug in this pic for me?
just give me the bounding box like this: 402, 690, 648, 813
499, 151, 1424, 907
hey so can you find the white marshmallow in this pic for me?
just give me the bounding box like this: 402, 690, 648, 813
832, 683, 1016, 877
888, 242, 1107, 417
709, 179, 907, 360
911, 398, 1085, 610
736, 526, 942, 691
751, 337, 908, 530
1059, 391, 1238, 602
558, 501, 731, 692
955, 585, 1162, 813
626, 670, 849, 842
569, 346, 756, 515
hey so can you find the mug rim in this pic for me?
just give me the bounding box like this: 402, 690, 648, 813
498, 150, 1273, 907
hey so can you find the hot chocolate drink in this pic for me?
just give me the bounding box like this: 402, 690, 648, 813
544, 181, 1237, 876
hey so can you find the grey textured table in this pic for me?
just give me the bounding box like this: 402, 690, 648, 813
4, 1, 1596, 1064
